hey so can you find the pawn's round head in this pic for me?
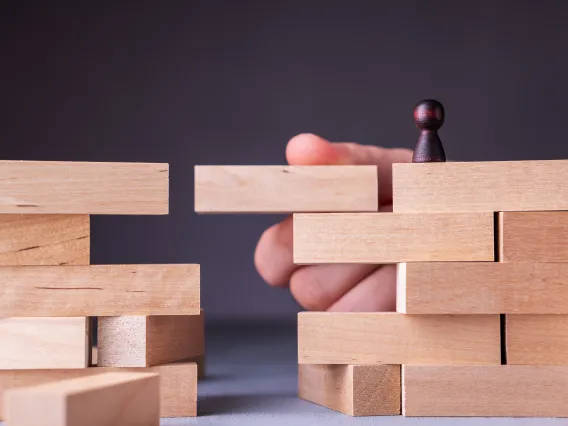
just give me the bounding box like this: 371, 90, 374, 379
414, 99, 444, 131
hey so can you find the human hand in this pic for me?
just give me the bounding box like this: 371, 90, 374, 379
254, 133, 412, 312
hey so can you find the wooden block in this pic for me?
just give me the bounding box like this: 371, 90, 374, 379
0, 160, 168, 215
0, 317, 90, 370
194, 165, 378, 213
402, 365, 568, 417
398, 262, 568, 314
298, 312, 500, 365
0, 362, 197, 419
393, 160, 568, 213
4, 372, 159, 426
293, 212, 494, 264
298, 364, 400, 416
0, 264, 200, 317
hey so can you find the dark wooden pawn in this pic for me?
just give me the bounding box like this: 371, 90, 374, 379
412, 99, 446, 163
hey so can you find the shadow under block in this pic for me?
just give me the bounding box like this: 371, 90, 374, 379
402, 365, 568, 417
293, 212, 494, 264
298, 312, 500, 365
398, 262, 568, 314
0, 362, 197, 419
0, 160, 168, 215
3, 372, 160, 426
194, 165, 378, 213
298, 364, 400, 416
0, 264, 200, 316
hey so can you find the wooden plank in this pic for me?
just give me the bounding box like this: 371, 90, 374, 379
293, 212, 494, 264
393, 160, 568, 213
0, 264, 200, 317
402, 365, 568, 417
298, 364, 400, 416
0, 362, 197, 419
397, 262, 568, 314
194, 165, 378, 213
298, 312, 500, 365
3, 372, 159, 426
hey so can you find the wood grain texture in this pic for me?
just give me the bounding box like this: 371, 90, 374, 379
0, 362, 197, 419
194, 165, 378, 213
402, 365, 568, 417
293, 212, 494, 264
0, 160, 168, 214
0, 264, 200, 316
397, 262, 568, 314
299, 364, 400, 416
4, 372, 159, 426
298, 312, 500, 365
393, 160, 568, 213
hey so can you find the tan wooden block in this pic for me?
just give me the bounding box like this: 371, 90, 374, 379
194, 165, 378, 213
0, 160, 168, 215
4, 372, 159, 425
0, 264, 200, 317
402, 365, 568, 417
398, 262, 568, 314
298, 312, 500, 365
293, 212, 494, 264
0, 362, 197, 419
298, 364, 400, 416
393, 160, 568, 213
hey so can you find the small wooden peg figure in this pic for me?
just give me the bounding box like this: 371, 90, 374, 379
412, 99, 446, 163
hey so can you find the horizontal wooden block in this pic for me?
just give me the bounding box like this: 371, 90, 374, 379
194, 165, 378, 213
0, 264, 200, 317
398, 262, 568, 314
298, 364, 400, 416
0, 362, 197, 419
293, 212, 494, 263
402, 365, 568, 417
0, 160, 168, 214
298, 312, 500, 365
4, 372, 159, 426
393, 160, 568, 213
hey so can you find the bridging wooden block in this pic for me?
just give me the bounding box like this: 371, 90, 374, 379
402, 365, 568, 417
293, 212, 494, 264
0, 362, 197, 419
397, 262, 568, 314
3, 371, 159, 426
0, 160, 168, 215
0, 264, 200, 317
298, 312, 500, 365
298, 364, 400, 416
194, 165, 378, 213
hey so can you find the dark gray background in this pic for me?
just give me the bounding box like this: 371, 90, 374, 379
2, 1, 568, 323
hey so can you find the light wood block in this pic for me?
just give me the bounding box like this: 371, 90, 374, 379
194, 165, 378, 213
0, 362, 197, 419
293, 212, 494, 264
298, 312, 500, 365
393, 160, 568, 213
402, 365, 568, 417
0, 160, 168, 215
4, 372, 159, 426
298, 364, 400, 416
0, 264, 200, 317
397, 262, 568, 314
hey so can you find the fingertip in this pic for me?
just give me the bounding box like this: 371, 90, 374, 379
286, 133, 340, 165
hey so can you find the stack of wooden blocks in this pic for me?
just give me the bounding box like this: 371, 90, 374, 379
0, 160, 203, 425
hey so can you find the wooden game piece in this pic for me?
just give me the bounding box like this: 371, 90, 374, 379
298, 312, 500, 365
412, 99, 446, 163
397, 262, 568, 314
194, 165, 378, 213
298, 364, 400, 416
0, 160, 168, 215
0, 264, 200, 317
293, 212, 494, 264
393, 160, 568, 213
402, 365, 568, 417
3, 372, 160, 426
